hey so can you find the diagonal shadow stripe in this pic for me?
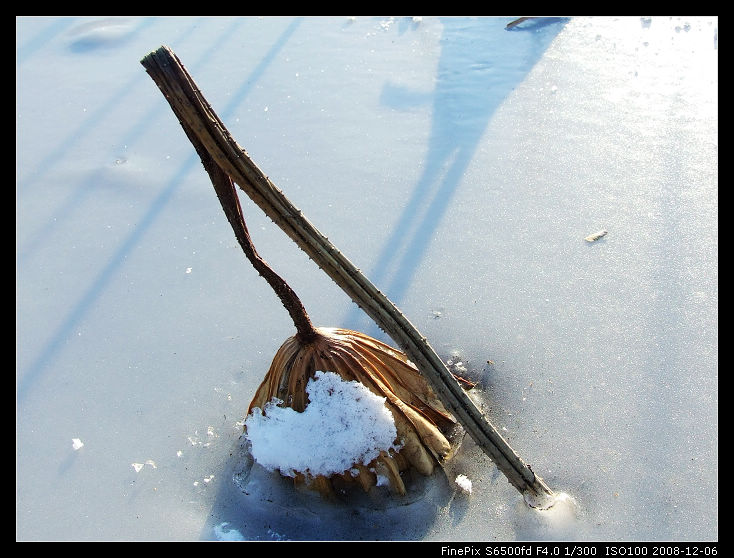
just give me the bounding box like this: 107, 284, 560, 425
18, 17, 304, 404
16, 17, 79, 63
18, 17, 242, 263
344, 17, 568, 337
19, 17, 175, 193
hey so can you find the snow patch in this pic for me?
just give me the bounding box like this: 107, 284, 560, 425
519, 492, 579, 538
455, 474, 473, 494
244, 370, 399, 478
131, 460, 156, 473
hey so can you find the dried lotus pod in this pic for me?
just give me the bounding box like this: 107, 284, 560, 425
246, 327, 458, 496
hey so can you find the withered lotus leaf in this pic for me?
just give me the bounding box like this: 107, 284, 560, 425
246, 327, 458, 496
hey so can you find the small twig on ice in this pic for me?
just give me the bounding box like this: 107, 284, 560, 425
506, 17, 537, 29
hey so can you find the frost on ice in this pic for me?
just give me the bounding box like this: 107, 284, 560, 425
131, 460, 157, 473
244, 370, 399, 478
213, 522, 245, 541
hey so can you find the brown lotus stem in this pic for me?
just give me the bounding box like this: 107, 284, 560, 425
193, 140, 317, 344
141, 45, 555, 505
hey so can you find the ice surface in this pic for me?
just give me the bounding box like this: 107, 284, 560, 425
17, 16, 717, 541
213, 522, 245, 541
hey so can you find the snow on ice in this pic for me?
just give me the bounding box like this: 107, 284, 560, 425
244, 371, 399, 478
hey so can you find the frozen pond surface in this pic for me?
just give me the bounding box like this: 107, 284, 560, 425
16, 16, 717, 541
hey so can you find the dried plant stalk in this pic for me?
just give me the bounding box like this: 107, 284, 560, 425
141, 45, 555, 506
156, 88, 457, 496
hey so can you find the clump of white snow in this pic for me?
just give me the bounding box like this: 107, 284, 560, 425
524, 490, 578, 518
374, 472, 390, 487
455, 474, 473, 494
545, 493, 578, 525
131, 460, 157, 473
516, 492, 579, 539
71, 438, 84, 451
244, 371, 400, 478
